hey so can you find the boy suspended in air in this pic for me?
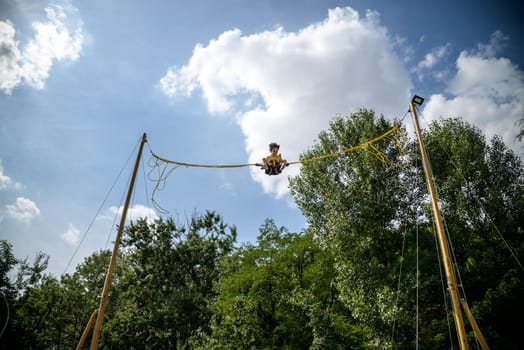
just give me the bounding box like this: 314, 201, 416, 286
262, 142, 288, 175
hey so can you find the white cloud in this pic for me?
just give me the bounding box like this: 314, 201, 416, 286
61, 223, 80, 245
414, 43, 451, 81
219, 181, 236, 196
422, 32, 524, 152
393, 35, 414, 63
0, 21, 23, 93
109, 204, 159, 225
476, 30, 508, 58
5, 197, 40, 223
0, 161, 24, 190
418, 44, 450, 69
159, 7, 412, 197
0, 5, 83, 94
0, 162, 13, 190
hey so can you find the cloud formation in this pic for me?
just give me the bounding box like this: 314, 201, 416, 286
0, 161, 23, 190
159, 7, 412, 197
5, 197, 40, 223
109, 204, 159, 225
422, 31, 524, 151
0, 5, 83, 94
61, 223, 80, 245
414, 43, 451, 81
0, 161, 13, 190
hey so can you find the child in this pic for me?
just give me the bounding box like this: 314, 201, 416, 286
262, 142, 287, 175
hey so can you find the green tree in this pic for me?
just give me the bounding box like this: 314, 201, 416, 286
0, 241, 16, 291
62, 250, 116, 350
421, 119, 524, 349
1, 211, 236, 350
1, 248, 114, 350
516, 117, 524, 142
101, 211, 236, 349
290, 110, 408, 348
201, 220, 367, 349
289, 111, 524, 348
0, 241, 17, 349
4, 251, 58, 349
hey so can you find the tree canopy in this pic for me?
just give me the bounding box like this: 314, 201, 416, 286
1, 110, 522, 349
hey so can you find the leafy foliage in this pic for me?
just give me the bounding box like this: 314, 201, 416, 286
1, 111, 522, 349
102, 212, 236, 349
517, 117, 524, 142
421, 119, 524, 349
199, 220, 367, 350
290, 111, 524, 349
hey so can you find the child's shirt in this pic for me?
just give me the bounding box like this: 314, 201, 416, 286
265, 154, 283, 163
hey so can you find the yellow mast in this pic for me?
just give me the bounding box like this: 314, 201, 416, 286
408, 97, 470, 349
76, 309, 98, 350
88, 133, 148, 349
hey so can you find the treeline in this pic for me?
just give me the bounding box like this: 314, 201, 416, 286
1, 111, 523, 349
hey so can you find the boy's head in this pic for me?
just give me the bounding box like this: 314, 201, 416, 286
269, 142, 280, 155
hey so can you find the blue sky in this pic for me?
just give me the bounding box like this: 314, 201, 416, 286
1, 0, 523, 276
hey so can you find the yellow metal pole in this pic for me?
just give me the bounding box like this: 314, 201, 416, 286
89, 133, 147, 349
460, 299, 490, 350
76, 308, 98, 350
409, 101, 469, 350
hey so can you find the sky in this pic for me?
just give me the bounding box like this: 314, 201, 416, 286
1, 0, 523, 276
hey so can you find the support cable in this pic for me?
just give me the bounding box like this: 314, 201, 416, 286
436, 184, 482, 350
412, 104, 454, 348
62, 138, 140, 275
419, 114, 523, 273
415, 155, 422, 350
89, 133, 147, 349
105, 182, 127, 250
0, 290, 9, 340
391, 224, 408, 346
416, 209, 420, 350
417, 108, 490, 349
430, 213, 455, 349
141, 151, 155, 224
418, 129, 469, 300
